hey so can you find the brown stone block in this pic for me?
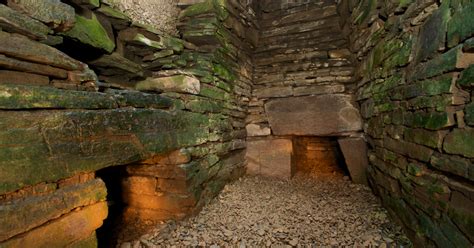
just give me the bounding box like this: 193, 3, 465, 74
123, 206, 186, 223
142, 149, 192, 165
0, 202, 107, 247
122, 176, 158, 196
0, 4, 50, 41
0, 31, 83, 70
0, 179, 107, 242
265, 94, 362, 136
0, 70, 49, 86
0, 54, 68, 79
156, 178, 189, 194
246, 138, 293, 179
126, 163, 187, 179
338, 137, 369, 185
122, 192, 196, 212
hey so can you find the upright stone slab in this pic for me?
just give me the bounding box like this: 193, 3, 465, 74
265, 94, 363, 136
246, 138, 293, 179
337, 137, 369, 185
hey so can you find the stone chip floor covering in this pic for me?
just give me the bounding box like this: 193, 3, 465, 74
121, 175, 412, 247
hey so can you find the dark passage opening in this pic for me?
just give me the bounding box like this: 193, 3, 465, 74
95, 165, 128, 248
292, 136, 350, 178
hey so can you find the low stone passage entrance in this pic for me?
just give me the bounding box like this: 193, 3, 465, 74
122, 175, 411, 247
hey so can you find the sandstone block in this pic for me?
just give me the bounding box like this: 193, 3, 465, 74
136, 75, 200, 94
0, 202, 107, 247
0, 70, 49, 86
443, 128, 474, 158
0, 84, 118, 109
0, 30, 85, 71
90, 52, 143, 77
7, 0, 75, 32
447, 1, 474, 47
0, 179, 106, 241
0, 54, 68, 79
246, 138, 293, 179
0, 4, 50, 41
246, 124, 271, 137
142, 150, 192, 166
62, 12, 115, 53
265, 94, 362, 136
338, 137, 368, 185
0, 109, 210, 194
123, 192, 196, 212
122, 176, 158, 196
293, 84, 345, 96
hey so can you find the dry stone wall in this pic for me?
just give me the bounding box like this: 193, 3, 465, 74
339, 0, 474, 246
246, 0, 365, 180
0, 0, 253, 245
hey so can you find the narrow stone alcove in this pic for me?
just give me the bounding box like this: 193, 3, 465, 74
292, 136, 349, 178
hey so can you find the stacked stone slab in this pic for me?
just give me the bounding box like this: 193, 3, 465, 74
0, 0, 254, 245
338, 0, 474, 246
246, 0, 367, 182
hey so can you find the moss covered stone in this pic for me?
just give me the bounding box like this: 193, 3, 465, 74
0, 179, 106, 241
466, 103, 474, 126
0, 109, 210, 194
0, 84, 117, 109
0, 4, 50, 41
410, 46, 463, 82
443, 128, 474, 158
414, 2, 449, 62
457, 64, 474, 88
62, 13, 115, 53
447, 1, 474, 47
136, 75, 201, 94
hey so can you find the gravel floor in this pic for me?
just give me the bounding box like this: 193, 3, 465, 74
122, 175, 412, 247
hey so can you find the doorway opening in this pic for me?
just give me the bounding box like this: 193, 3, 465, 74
292, 136, 350, 178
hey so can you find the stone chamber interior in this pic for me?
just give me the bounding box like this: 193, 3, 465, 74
0, 0, 473, 247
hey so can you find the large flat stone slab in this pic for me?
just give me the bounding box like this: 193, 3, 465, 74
0, 179, 106, 241
246, 138, 293, 179
0, 109, 210, 194
338, 137, 369, 185
265, 94, 362, 136
0, 201, 107, 248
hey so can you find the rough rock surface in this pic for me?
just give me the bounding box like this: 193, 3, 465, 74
265, 94, 363, 136
107, 0, 179, 35
125, 175, 412, 247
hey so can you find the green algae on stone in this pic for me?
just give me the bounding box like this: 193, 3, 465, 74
0, 109, 210, 194
414, 1, 450, 62
430, 155, 470, 179
136, 75, 201, 94
443, 128, 474, 158
7, 0, 75, 32
447, 1, 474, 48
0, 179, 106, 241
62, 13, 115, 53
97, 5, 131, 21
131, 33, 184, 52
465, 103, 474, 126
179, 1, 214, 19
108, 90, 174, 109
404, 128, 447, 149
0, 84, 117, 109
404, 111, 455, 130
457, 64, 474, 88
90, 52, 143, 76
0, 4, 50, 41
410, 45, 463, 82
186, 98, 224, 113
353, 0, 376, 25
